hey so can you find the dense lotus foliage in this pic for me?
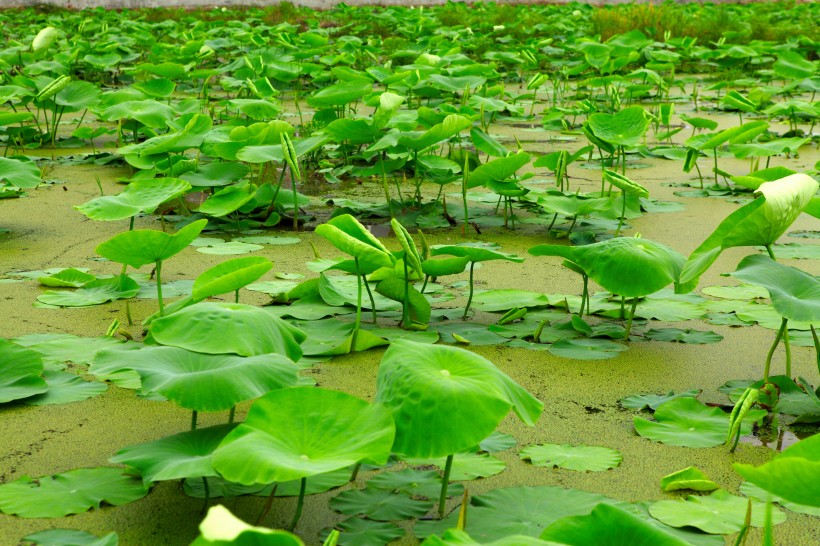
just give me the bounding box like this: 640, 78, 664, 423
0, 2, 818, 545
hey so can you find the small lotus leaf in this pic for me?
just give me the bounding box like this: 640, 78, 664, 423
315, 214, 395, 273
212, 387, 395, 485
192, 257, 272, 302
96, 219, 207, 268
0, 339, 47, 403
322, 517, 404, 546
92, 346, 298, 412
146, 302, 306, 360
111, 424, 235, 484
643, 328, 723, 344
634, 397, 766, 448
648, 489, 785, 534
376, 340, 543, 458
37, 276, 140, 307
432, 323, 510, 346
405, 452, 507, 481
660, 467, 719, 492
38, 268, 96, 287
193, 505, 305, 546
602, 170, 649, 197
469, 151, 531, 188
520, 444, 622, 472
196, 241, 263, 255
367, 469, 464, 500
22, 370, 107, 406
431, 243, 524, 264
330, 488, 433, 521
423, 529, 558, 546
0, 156, 41, 188
727, 255, 819, 323
619, 389, 701, 411
548, 338, 628, 360
22, 529, 118, 546
0, 467, 148, 518
472, 290, 550, 312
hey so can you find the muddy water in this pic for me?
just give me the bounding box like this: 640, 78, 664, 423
0, 113, 819, 545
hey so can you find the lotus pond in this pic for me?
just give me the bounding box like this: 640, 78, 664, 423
0, 3, 819, 546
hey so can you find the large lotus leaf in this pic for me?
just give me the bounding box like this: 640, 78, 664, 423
727, 255, 819, 323
690, 121, 769, 151
649, 489, 785, 534
315, 214, 395, 273
111, 424, 235, 484
198, 185, 256, 217
22, 370, 107, 406
330, 488, 433, 521
212, 387, 395, 485
192, 257, 272, 302
422, 529, 558, 546
96, 219, 207, 268
193, 505, 305, 546
540, 503, 691, 546
55, 80, 100, 111
0, 156, 41, 188
520, 443, 622, 472
95, 346, 298, 411
306, 80, 372, 109
367, 469, 464, 500
13, 333, 132, 368
0, 339, 47, 403
225, 99, 282, 120
530, 237, 685, 297
430, 243, 524, 264
100, 99, 175, 128
587, 106, 649, 147
180, 162, 250, 188
414, 486, 620, 541
399, 114, 472, 151
469, 152, 531, 188
22, 529, 118, 546
147, 302, 305, 360
376, 340, 542, 458
0, 467, 148, 518
76, 178, 191, 221
37, 275, 140, 308
679, 173, 818, 289
773, 50, 816, 80
734, 432, 820, 507
118, 114, 212, 157
634, 397, 766, 448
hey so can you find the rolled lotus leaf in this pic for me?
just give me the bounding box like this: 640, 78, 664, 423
315, 214, 395, 273
376, 340, 543, 458
530, 237, 685, 298
602, 169, 648, 197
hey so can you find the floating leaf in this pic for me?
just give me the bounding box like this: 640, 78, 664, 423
643, 329, 723, 344
36, 275, 140, 307
22, 370, 107, 406
322, 517, 404, 546
330, 488, 433, 521
520, 444, 622, 472
196, 241, 264, 255
367, 469, 464, 500
21, 529, 118, 546
192, 256, 272, 302
660, 467, 719, 492
648, 489, 785, 534
96, 219, 207, 268
548, 338, 628, 360
0, 467, 148, 518
619, 390, 701, 411
0, 339, 47, 403
37, 268, 96, 288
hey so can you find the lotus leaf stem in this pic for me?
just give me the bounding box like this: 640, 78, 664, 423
190, 411, 197, 431
783, 318, 792, 379
732, 499, 752, 546
462, 262, 476, 320
762, 501, 774, 546
362, 278, 378, 323
351, 258, 362, 350
289, 477, 307, 531
764, 244, 776, 260
200, 477, 210, 514
155, 260, 165, 317
438, 454, 454, 519
228, 406, 235, 424
811, 325, 819, 376
256, 484, 278, 525
580, 275, 589, 318
764, 318, 788, 382
534, 320, 547, 343
624, 298, 639, 339
349, 463, 361, 483
402, 258, 410, 328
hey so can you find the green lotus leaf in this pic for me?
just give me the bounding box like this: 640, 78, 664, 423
193, 505, 305, 546
399, 114, 472, 152
0, 467, 148, 518
38, 268, 96, 287
330, 488, 433, 521
192, 257, 272, 302
760, 243, 820, 260
648, 489, 785, 534
689, 121, 769, 151
643, 328, 723, 344
307, 80, 372, 109
734, 433, 820, 507
195, 242, 263, 256
423, 529, 558, 546
421, 256, 470, 277
530, 237, 685, 297
146, 302, 306, 361
740, 481, 820, 517
367, 469, 464, 500
634, 397, 766, 448
375, 277, 431, 327
180, 162, 250, 188
391, 219, 422, 275
225, 98, 282, 120
405, 452, 507, 481
679, 173, 818, 289
13, 333, 131, 367
96, 219, 207, 268
660, 467, 719, 492
470, 127, 509, 158
587, 106, 649, 147
376, 339, 542, 458
212, 387, 395, 485
298, 321, 388, 357
22, 529, 118, 546
93, 346, 298, 412
118, 114, 212, 158
472, 289, 550, 312
469, 151, 531, 188
602, 169, 649, 197
76, 178, 191, 221
520, 443, 622, 472
541, 503, 693, 546
433, 322, 510, 346
727, 255, 819, 323
0, 339, 47, 403
773, 50, 816, 80
321, 517, 404, 546
22, 370, 107, 406
183, 468, 352, 500
36, 275, 141, 308
548, 338, 628, 360
111, 424, 235, 484
55, 81, 100, 111
100, 99, 175, 128
0, 156, 41, 188
430, 243, 524, 264
315, 214, 395, 273
619, 389, 701, 411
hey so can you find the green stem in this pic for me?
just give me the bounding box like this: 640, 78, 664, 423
234, 289, 239, 304
462, 154, 470, 236
349, 463, 361, 483
289, 477, 307, 531
614, 191, 626, 237
762, 502, 774, 546
438, 454, 454, 519
763, 318, 788, 382
256, 484, 278, 525
783, 318, 791, 378
228, 406, 235, 424
200, 476, 210, 514
811, 325, 820, 377
462, 262, 475, 320
765, 244, 776, 260
352, 258, 362, 351
362, 277, 378, 323
624, 298, 639, 339
155, 260, 165, 317
402, 258, 410, 328
191, 410, 197, 431
580, 275, 589, 318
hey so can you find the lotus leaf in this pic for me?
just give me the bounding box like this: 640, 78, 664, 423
0, 339, 47, 403
367, 469, 465, 500
423, 529, 558, 546
22, 370, 107, 406
405, 452, 507, 481
660, 467, 719, 492
76, 178, 191, 221
322, 517, 404, 546
37, 275, 140, 308
92, 346, 299, 411
315, 214, 394, 273
192, 505, 305, 546
619, 389, 701, 411
648, 489, 785, 534
587, 106, 649, 148
634, 397, 766, 448
22, 529, 118, 546
0, 156, 41, 188
38, 268, 96, 287
520, 444, 622, 472
734, 432, 820, 507
146, 302, 305, 361
192, 256, 272, 302
96, 219, 207, 268
111, 424, 235, 484
376, 340, 542, 458
0, 467, 148, 518
330, 488, 433, 521
548, 338, 629, 360
195, 242, 263, 256
468, 152, 531, 188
